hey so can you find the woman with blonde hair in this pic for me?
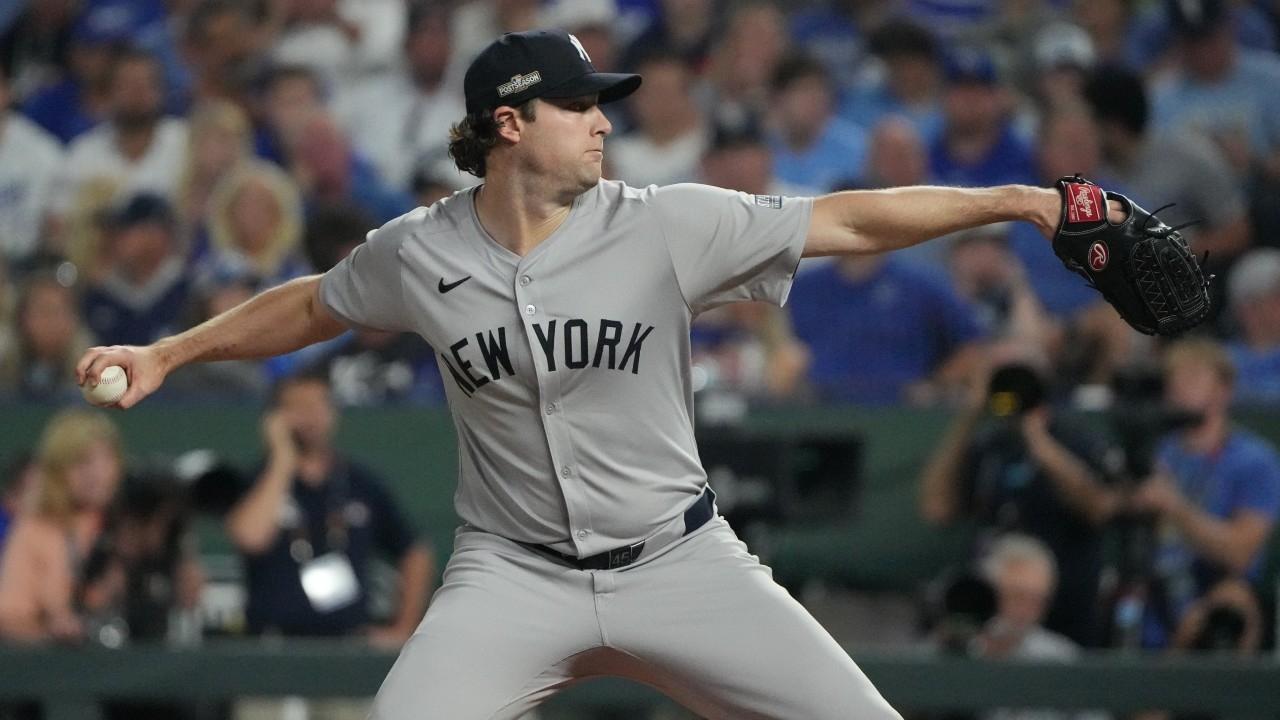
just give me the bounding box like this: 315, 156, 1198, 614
198, 160, 309, 290
0, 410, 124, 643
0, 271, 96, 401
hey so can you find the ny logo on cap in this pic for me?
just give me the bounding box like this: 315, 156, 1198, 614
569, 33, 591, 63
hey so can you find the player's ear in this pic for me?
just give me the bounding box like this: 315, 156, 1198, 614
493, 105, 523, 144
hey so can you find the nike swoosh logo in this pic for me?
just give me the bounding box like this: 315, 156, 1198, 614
438, 276, 471, 293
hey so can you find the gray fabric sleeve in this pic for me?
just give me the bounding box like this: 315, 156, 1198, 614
319, 217, 410, 332
649, 183, 812, 315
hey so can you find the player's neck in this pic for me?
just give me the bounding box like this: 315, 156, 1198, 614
473, 177, 576, 257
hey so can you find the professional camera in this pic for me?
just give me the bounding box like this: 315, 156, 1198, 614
985, 362, 1046, 418
925, 569, 998, 657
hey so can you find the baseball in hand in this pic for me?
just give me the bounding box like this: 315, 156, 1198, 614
82, 365, 128, 405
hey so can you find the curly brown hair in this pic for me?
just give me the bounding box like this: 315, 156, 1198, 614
447, 102, 537, 178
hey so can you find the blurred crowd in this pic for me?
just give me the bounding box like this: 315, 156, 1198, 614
0, 0, 1276, 409
0, 0, 1279, 714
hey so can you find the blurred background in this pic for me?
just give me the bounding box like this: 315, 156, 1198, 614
0, 0, 1279, 718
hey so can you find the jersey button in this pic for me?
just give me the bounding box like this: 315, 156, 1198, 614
524, 304, 535, 315
561, 466, 572, 478
545, 403, 556, 415
520, 275, 531, 286
577, 530, 589, 540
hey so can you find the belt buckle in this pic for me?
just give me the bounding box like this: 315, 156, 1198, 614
606, 540, 645, 569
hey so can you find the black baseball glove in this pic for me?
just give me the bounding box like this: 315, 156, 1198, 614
1052, 175, 1211, 336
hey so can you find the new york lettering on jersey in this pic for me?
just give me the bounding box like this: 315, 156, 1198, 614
439, 319, 656, 397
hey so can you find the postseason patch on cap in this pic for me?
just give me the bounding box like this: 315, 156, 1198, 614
753, 195, 783, 209
498, 71, 542, 97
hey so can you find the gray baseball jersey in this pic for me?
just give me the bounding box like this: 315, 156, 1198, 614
320, 179, 810, 556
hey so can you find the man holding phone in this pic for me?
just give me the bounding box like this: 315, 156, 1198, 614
224, 372, 435, 718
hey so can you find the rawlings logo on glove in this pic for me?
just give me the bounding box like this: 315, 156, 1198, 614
1052, 175, 1212, 336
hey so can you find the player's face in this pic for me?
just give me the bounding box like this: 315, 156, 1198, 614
518, 95, 612, 193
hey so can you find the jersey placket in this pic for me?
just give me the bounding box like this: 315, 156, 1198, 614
513, 260, 596, 556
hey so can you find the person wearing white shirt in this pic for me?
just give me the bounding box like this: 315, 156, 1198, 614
0, 65, 63, 264
57, 49, 189, 219
336, 1, 466, 191
608, 50, 709, 187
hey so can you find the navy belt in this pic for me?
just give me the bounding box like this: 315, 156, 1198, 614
518, 486, 716, 571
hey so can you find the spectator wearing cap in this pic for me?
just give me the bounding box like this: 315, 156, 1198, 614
1026, 23, 1096, 120
17, 4, 132, 144
609, 49, 709, 187
55, 48, 189, 221
0, 271, 96, 402
699, 118, 797, 197
788, 250, 986, 405
0, 62, 64, 267
767, 53, 868, 195
1226, 248, 1280, 405
838, 19, 944, 143
1069, 0, 1166, 73
788, 0, 880, 90
619, 0, 716, 74
82, 193, 189, 346
1151, 0, 1280, 176
929, 48, 1036, 188
1084, 66, 1250, 264
336, 1, 466, 192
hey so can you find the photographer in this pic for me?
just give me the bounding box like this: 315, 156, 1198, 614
1129, 339, 1279, 650
919, 341, 1123, 646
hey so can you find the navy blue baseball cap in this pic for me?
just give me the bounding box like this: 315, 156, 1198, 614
944, 47, 999, 85
463, 29, 641, 115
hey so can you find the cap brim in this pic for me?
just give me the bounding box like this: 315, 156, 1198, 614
541, 72, 642, 104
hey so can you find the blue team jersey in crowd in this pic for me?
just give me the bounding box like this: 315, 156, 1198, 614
1227, 343, 1280, 406
788, 258, 984, 404
769, 118, 869, 194
929, 121, 1037, 188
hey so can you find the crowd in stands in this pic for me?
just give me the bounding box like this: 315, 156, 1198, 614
0, 0, 1278, 698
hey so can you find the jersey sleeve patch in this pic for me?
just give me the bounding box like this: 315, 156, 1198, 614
753, 194, 783, 210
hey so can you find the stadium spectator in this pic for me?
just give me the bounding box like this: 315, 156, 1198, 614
178, 99, 254, 247
55, 48, 189, 222
449, 0, 541, 86
1226, 248, 1280, 405
0, 271, 95, 402
337, 1, 465, 192
698, 1, 789, 131
929, 48, 1036, 188
539, 0, 621, 73
699, 118, 793, 197
1069, 0, 1163, 72
0, 62, 64, 267
945, 225, 1054, 345
862, 116, 929, 190
619, 0, 717, 73
918, 340, 1122, 646
0, 410, 124, 644
180, 0, 270, 110
1130, 339, 1280, 649
0, 452, 37, 552
0, 0, 77, 101
690, 301, 809, 400
976, 534, 1109, 720
787, 0, 876, 89
198, 160, 307, 291
290, 111, 414, 223
1026, 22, 1096, 122
609, 49, 709, 187
15, 3, 124, 144
410, 170, 456, 209
788, 253, 985, 405
309, 330, 443, 407
160, 273, 269, 402
838, 19, 943, 142
767, 53, 868, 194
226, 372, 435, 717
83, 194, 189, 346
267, 0, 361, 89
253, 64, 325, 167
1001, 111, 1109, 323
1151, 0, 1280, 176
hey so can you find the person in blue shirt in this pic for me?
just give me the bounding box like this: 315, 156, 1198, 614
837, 19, 944, 143
788, 254, 985, 404
929, 48, 1036, 188
768, 53, 868, 194
1130, 339, 1280, 649
19, 8, 128, 144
